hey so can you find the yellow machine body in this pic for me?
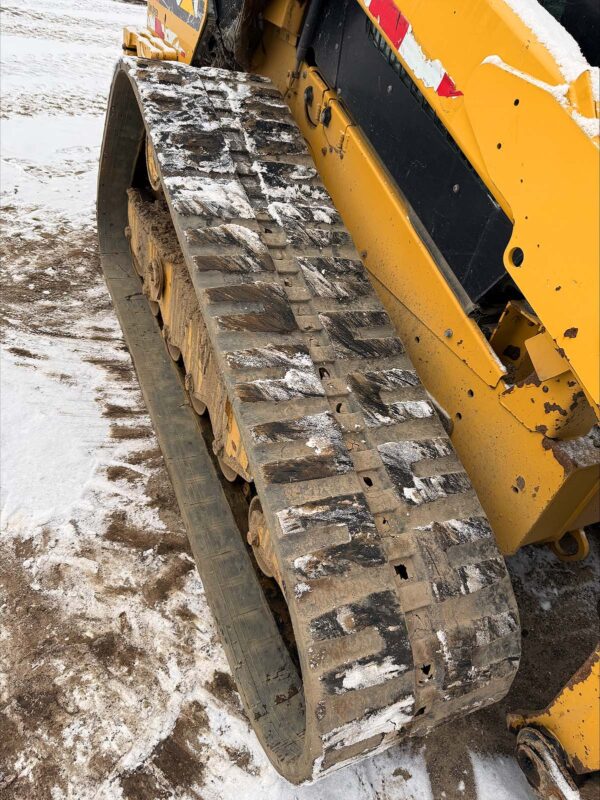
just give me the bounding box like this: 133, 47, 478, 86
124, 0, 208, 62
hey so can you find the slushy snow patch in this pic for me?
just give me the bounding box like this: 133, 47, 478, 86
341, 655, 410, 692
470, 753, 539, 800
0, 348, 109, 531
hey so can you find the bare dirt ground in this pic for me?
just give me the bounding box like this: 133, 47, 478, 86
1, 2, 598, 799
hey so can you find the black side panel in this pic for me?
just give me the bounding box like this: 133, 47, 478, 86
311, 1, 513, 305
305, 2, 349, 87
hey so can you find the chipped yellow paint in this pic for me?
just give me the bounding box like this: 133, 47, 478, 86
465, 61, 599, 409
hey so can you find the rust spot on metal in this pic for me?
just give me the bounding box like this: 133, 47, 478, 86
516, 476, 525, 491
522, 373, 542, 387
544, 402, 568, 417
569, 390, 585, 411
535, 424, 548, 435
563, 327, 578, 339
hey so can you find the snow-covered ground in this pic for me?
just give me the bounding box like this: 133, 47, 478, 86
0, 2, 597, 799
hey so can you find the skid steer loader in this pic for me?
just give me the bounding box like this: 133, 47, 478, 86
97, 0, 599, 794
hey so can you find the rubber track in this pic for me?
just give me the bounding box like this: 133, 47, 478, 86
98, 57, 520, 783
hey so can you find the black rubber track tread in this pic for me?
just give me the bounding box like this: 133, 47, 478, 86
98, 57, 520, 783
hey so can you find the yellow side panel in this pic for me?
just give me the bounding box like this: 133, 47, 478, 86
465, 61, 600, 408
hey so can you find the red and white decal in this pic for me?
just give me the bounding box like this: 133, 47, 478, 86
153, 15, 164, 39
364, 0, 462, 97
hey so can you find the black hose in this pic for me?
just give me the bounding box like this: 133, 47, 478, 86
294, 0, 326, 75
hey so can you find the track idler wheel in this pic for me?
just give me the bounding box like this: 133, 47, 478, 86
217, 455, 238, 483
143, 257, 163, 317
147, 258, 163, 299
161, 327, 181, 362
247, 497, 281, 585
145, 136, 162, 193
184, 373, 206, 416
167, 341, 181, 362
